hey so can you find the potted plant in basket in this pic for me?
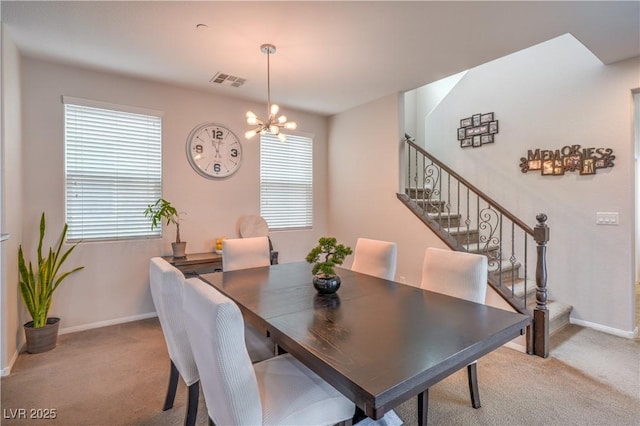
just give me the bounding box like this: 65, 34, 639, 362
18, 212, 84, 353
144, 198, 187, 258
306, 237, 352, 295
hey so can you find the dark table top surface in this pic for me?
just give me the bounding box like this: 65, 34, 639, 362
199, 262, 530, 419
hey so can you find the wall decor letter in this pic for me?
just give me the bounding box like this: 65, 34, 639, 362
519, 144, 615, 175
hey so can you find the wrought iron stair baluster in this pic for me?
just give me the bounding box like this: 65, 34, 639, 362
398, 135, 551, 357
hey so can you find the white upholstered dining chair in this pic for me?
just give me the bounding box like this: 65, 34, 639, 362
419, 247, 488, 412
182, 278, 355, 426
221, 235, 275, 349
222, 236, 271, 272
149, 257, 275, 426
149, 257, 200, 426
351, 238, 398, 281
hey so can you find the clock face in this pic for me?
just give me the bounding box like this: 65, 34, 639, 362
186, 123, 242, 178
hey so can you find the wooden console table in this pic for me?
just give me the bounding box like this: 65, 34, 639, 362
162, 252, 222, 276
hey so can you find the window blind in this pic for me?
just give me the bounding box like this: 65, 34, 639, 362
260, 133, 313, 229
64, 100, 162, 242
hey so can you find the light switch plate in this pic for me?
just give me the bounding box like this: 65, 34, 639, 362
596, 212, 619, 225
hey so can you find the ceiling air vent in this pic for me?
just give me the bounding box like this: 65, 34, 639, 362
210, 72, 246, 88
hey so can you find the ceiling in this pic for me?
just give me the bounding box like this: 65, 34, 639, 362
3, 1, 639, 116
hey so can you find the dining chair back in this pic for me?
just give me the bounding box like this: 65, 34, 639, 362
222, 236, 271, 271
420, 247, 488, 304
149, 257, 199, 426
221, 235, 276, 359
419, 247, 488, 413
183, 278, 355, 426
351, 237, 398, 280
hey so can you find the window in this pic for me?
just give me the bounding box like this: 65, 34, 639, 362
260, 133, 313, 229
64, 97, 162, 242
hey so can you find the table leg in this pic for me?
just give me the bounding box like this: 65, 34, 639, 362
467, 362, 481, 408
352, 406, 367, 424
417, 389, 429, 426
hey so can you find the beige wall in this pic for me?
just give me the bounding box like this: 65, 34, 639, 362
327, 92, 527, 351
327, 93, 448, 287
411, 35, 639, 335
1, 25, 24, 375
3, 56, 329, 370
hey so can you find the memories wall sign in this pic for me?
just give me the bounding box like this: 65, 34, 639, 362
519, 144, 615, 176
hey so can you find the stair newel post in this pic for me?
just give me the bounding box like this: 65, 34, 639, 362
533, 213, 550, 358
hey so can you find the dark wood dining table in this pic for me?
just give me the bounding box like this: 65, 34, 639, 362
199, 262, 530, 424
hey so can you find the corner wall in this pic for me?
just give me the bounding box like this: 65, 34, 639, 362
1, 24, 24, 374
12, 57, 329, 340
328, 94, 449, 287
416, 34, 639, 335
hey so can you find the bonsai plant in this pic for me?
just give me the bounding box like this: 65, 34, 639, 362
144, 198, 186, 258
18, 212, 84, 353
306, 237, 352, 294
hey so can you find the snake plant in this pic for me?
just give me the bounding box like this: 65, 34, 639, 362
18, 213, 84, 328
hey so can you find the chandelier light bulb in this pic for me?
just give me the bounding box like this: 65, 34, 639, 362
246, 111, 258, 125
278, 115, 287, 124
278, 133, 287, 142
245, 129, 257, 139
284, 121, 297, 130
270, 104, 280, 116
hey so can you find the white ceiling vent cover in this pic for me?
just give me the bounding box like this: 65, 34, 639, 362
210, 72, 246, 87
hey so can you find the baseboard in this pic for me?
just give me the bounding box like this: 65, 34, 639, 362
570, 318, 638, 339
1, 345, 23, 377
58, 312, 158, 335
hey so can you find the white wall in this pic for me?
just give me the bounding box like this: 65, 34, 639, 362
414, 34, 639, 335
404, 71, 467, 144
1, 25, 23, 374
15, 57, 330, 337
328, 92, 528, 350
635, 91, 640, 283
328, 94, 448, 287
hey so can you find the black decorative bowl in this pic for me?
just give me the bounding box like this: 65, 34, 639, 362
312, 275, 341, 294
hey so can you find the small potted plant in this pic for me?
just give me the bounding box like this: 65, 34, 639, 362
18, 212, 84, 353
305, 237, 352, 294
144, 198, 187, 258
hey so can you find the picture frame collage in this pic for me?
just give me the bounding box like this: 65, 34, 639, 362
457, 113, 499, 148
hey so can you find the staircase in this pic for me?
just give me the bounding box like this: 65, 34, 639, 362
398, 135, 572, 356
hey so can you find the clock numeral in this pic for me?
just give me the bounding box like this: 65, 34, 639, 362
230, 148, 239, 158
213, 130, 224, 140
194, 144, 203, 154
213, 163, 221, 173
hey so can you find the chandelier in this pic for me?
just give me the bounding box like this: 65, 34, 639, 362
245, 44, 297, 142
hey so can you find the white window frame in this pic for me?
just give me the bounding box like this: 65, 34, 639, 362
260, 132, 313, 230
63, 96, 163, 242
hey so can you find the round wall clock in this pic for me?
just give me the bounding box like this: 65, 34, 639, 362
186, 122, 242, 178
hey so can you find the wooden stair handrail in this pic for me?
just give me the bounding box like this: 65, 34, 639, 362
405, 137, 535, 236
402, 135, 551, 357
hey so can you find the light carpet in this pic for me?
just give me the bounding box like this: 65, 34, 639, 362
2, 319, 638, 425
